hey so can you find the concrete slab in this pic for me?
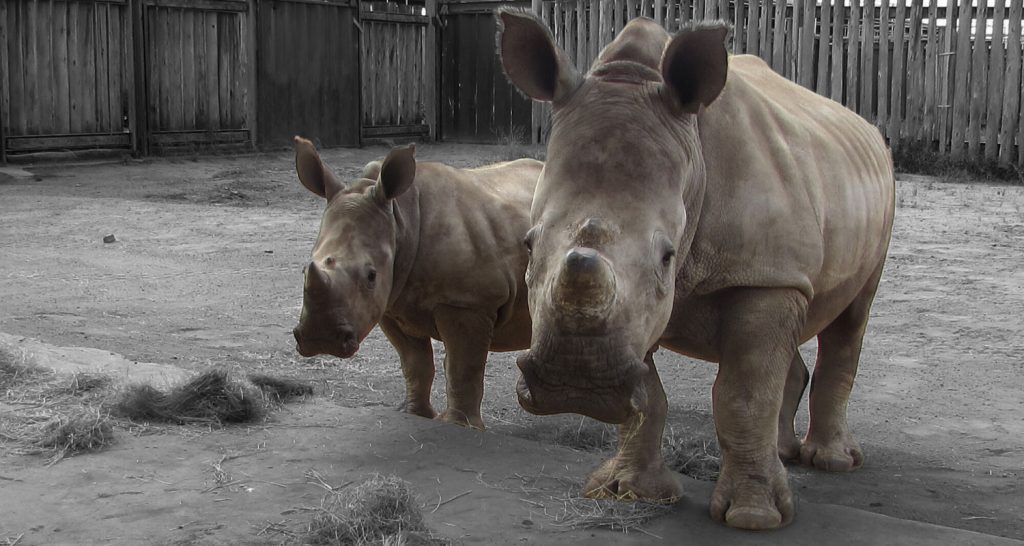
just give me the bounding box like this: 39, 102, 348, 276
0, 332, 190, 387
1, 400, 1019, 546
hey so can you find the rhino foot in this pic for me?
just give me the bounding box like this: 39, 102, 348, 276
799, 436, 864, 472
778, 435, 802, 464
397, 399, 437, 420
583, 457, 683, 504
709, 459, 794, 530
436, 409, 485, 430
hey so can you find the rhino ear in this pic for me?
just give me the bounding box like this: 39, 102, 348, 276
375, 144, 416, 204
497, 9, 581, 104
294, 136, 345, 200
660, 23, 729, 114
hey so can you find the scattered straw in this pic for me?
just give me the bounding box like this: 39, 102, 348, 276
112, 370, 264, 425
13, 406, 115, 466
305, 473, 448, 546
247, 373, 314, 401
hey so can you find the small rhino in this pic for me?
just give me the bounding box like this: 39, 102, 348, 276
291, 137, 541, 429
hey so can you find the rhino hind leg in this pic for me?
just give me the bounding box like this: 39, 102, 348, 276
800, 263, 885, 472
379, 317, 437, 420
584, 351, 684, 504
778, 352, 810, 463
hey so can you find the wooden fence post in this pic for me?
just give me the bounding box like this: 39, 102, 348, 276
131, 0, 149, 155
984, 0, 1006, 162
247, 0, 258, 150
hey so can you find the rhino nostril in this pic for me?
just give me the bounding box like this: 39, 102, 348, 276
565, 247, 600, 275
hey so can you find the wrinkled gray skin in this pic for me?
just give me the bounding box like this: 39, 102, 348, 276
291, 137, 540, 429
499, 12, 894, 530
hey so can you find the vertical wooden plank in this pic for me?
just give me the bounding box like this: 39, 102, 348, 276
68, 1, 83, 134
425, 0, 437, 139
37, 0, 55, 134
950, 0, 973, 158
7, 2, 25, 136
25, 0, 39, 135
922, 0, 938, 141
984, 0, 1006, 161
999, 0, 1022, 166
219, 12, 233, 130
130, 0, 147, 153
589, 0, 599, 66
181, 8, 195, 131
877, 1, 890, 136
816, 0, 832, 95
0, 1, 7, 160
904, 0, 924, 141
939, 0, 957, 153
798, 0, 814, 88
207, 10, 221, 132
93, 3, 109, 133
847, 0, 861, 112
862, 0, 876, 120
577, 0, 585, 70
194, 7, 207, 131
732, 0, 745, 53
830, 0, 845, 103
744, 0, 758, 55
966, 0, 988, 160
787, 0, 801, 77
771, 0, 786, 73
655, 0, 665, 25
888, 0, 907, 143
704, 0, 716, 21
757, 0, 769, 56
667, 0, 678, 31
106, 4, 122, 135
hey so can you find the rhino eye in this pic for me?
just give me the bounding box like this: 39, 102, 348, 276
366, 267, 377, 287
662, 249, 675, 267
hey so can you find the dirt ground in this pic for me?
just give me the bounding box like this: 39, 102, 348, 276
1, 144, 1022, 541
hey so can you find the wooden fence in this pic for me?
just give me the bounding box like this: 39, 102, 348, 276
525, 0, 1024, 168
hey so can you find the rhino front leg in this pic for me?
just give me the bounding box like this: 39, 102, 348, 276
710, 288, 806, 530
433, 306, 494, 430
379, 316, 436, 419
584, 351, 684, 503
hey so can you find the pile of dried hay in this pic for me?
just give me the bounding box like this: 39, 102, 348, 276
306, 473, 448, 546
1, 348, 116, 465
113, 369, 266, 425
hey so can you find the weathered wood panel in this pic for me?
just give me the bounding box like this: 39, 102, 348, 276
256, 0, 359, 148
0, 0, 133, 153
144, 0, 251, 149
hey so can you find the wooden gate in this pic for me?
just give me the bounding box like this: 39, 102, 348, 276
140, 0, 254, 152
256, 0, 360, 149
0, 0, 136, 157
360, 0, 436, 141
440, 1, 531, 143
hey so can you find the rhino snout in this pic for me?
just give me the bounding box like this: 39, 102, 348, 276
293, 323, 359, 359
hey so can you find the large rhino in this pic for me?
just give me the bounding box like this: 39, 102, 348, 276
498, 13, 895, 529
291, 137, 541, 429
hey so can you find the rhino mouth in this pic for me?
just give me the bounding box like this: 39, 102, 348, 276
515, 334, 647, 424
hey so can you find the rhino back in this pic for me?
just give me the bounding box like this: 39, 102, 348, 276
685, 54, 894, 313
392, 159, 540, 322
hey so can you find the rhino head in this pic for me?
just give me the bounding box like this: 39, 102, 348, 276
291, 137, 416, 359
498, 12, 728, 423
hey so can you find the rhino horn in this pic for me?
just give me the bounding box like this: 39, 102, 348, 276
553, 247, 615, 318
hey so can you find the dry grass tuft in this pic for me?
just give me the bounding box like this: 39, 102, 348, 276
0, 346, 39, 390
21, 406, 115, 465
247, 373, 314, 401
305, 473, 448, 546
664, 437, 721, 481
112, 370, 265, 425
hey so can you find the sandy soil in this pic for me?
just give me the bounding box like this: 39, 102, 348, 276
0, 145, 1022, 541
